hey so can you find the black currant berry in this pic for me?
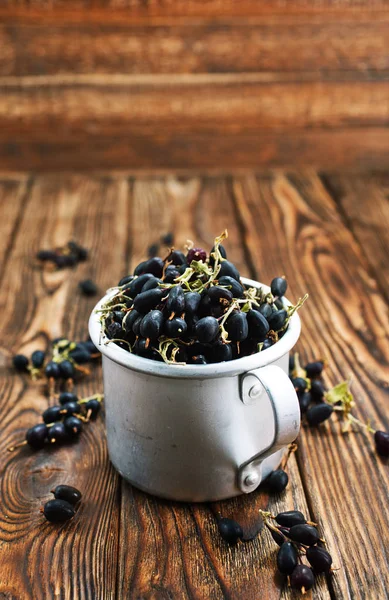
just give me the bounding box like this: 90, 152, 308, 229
64, 416, 83, 438
37, 249, 58, 261
290, 565, 315, 592
208, 342, 232, 363
292, 377, 308, 394
61, 401, 81, 417
45, 362, 61, 379
31, 350, 45, 369
218, 276, 244, 298
147, 243, 159, 257
59, 392, 79, 406
164, 318, 187, 339
43, 499, 75, 523
267, 470, 289, 493
306, 546, 333, 573
275, 511, 307, 528
270, 528, 286, 546
310, 379, 325, 402
267, 310, 287, 332
271, 277, 287, 298
374, 431, 389, 457
26, 424, 48, 449
207, 286, 233, 304
13, 354, 29, 372
79, 279, 98, 296
69, 347, 91, 364
225, 312, 248, 342
118, 274, 134, 287
48, 422, 68, 444
85, 398, 101, 420
218, 260, 240, 282
58, 360, 75, 380
305, 360, 325, 379
184, 292, 201, 315
217, 517, 243, 546
287, 524, 320, 546
133, 288, 164, 314
168, 250, 186, 266
247, 310, 269, 341
161, 232, 174, 246
141, 277, 161, 292
306, 403, 333, 426
257, 303, 273, 319
195, 317, 219, 344
298, 391, 311, 413
163, 266, 180, 283
52, 484, 82, 505
128, 274, 155, 298
42, 405, 63, 424
277, 542, 298, 575
124, 310, 141, 333
166, 286, 185, 315
140, 310, 165, 340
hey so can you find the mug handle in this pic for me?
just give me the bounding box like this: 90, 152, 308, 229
237, 364, 300, 494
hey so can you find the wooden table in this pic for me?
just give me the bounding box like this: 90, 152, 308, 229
1, 170, 388, 599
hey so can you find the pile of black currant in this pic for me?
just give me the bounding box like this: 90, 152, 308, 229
13, 337, 100, 396
42, 485, 82, 523
7, 392, 103, 452
36, 240, 88, 270
260, 509, 333, 593
99, 231, 307, 365
290, 353, 389, 458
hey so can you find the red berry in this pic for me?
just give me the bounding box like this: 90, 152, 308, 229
187, 248, 207, 264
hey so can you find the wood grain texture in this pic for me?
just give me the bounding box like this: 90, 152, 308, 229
0, 175, 130, 599
1, 19, 388, 76
232, 171, 389, 599
321, 172, 389, 304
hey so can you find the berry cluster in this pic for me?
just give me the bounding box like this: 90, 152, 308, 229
7, 393, 103, 452
260, 509, 333, 593
13, 338, 100, 397
36, 240, 88, 270
41, 485, 82, 523
290, 353, 389, 457
99, 231, 307, 365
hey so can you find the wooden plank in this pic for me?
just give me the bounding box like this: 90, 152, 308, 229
0, 129, 388, 172
116, 176, 331, 600
232, 171, 389, 599
0, 176, 31, 282
0, 77, 388, 133
1, 19, 388, 76
320, 172, 389, 304
0, 174, 131, 599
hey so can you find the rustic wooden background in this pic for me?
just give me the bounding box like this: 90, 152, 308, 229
1, 171, 389, 599
0, 1, 388, 170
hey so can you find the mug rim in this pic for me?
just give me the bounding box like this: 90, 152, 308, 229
88, 277, 301, 379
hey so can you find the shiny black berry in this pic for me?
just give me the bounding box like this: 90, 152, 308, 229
43, 499, 75, 523
69, 347, 91, 364
185, 292, 201, 315
290, 565, 315, 592
58, 360, 75, 380
133, 288, 164, 314
288, 524, 320, 546
374, 431, 389, 457
13, 354, 29, 372
225, 312, 248, 342
164, 318, 187, 339
247, 310, 269, 341
52, 484, 82, 506
42, 405, 63, 424
267, 309, 287, 332
310, 379, 325, 402
85, 398, 101, 420
166, 286, 185, 315
124, 309, 141, 333
292, 377, 308, 393
306, 403, 333, 426
61, 402, 81, 417
59, 392, 79, 406
271, 277, 287, 298
147, 243, 159, 257
161, 232, 174, 246
64, 416, 83, 438
31, 350, 45, 369
305, 360, 325, 379
163, 265, 180, 283
218, 276, 244, 298
118, 274, 134, 287
207, 286, 233, 304
168, 250, 186, 266
208, 342, 233, 363
257, 303, 273, 319
277, 542, 298, 575
298, 391, 311, 413
79, 279, 98, 296
26, 424, 48, 449
267, 469, 289, 493
306, 546, 333, 573
217, 517, 243, 546
218, 260, 240, 282
141, 277, 161, 292
275, 511, 307, 528
140, 310, 165, 340
45, 361, 61, 379
127, 273, 154, 298
195, 317, 219, 344
48, 422, 68, 444
270, 528, 286, 546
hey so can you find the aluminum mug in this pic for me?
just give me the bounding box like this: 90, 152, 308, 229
89, 277, 301, 502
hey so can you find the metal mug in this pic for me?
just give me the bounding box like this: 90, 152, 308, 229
89, 277, 301, 502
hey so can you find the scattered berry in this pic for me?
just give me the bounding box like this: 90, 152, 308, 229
267, 469, 289, 493
43, 499, 75, 523
79, 279, 98, 296
13, 354, 29, 372
217, 517, 243, 546
51, 485, 82, 505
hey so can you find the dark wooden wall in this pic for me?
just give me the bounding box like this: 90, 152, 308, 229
0, 2, 388, 170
